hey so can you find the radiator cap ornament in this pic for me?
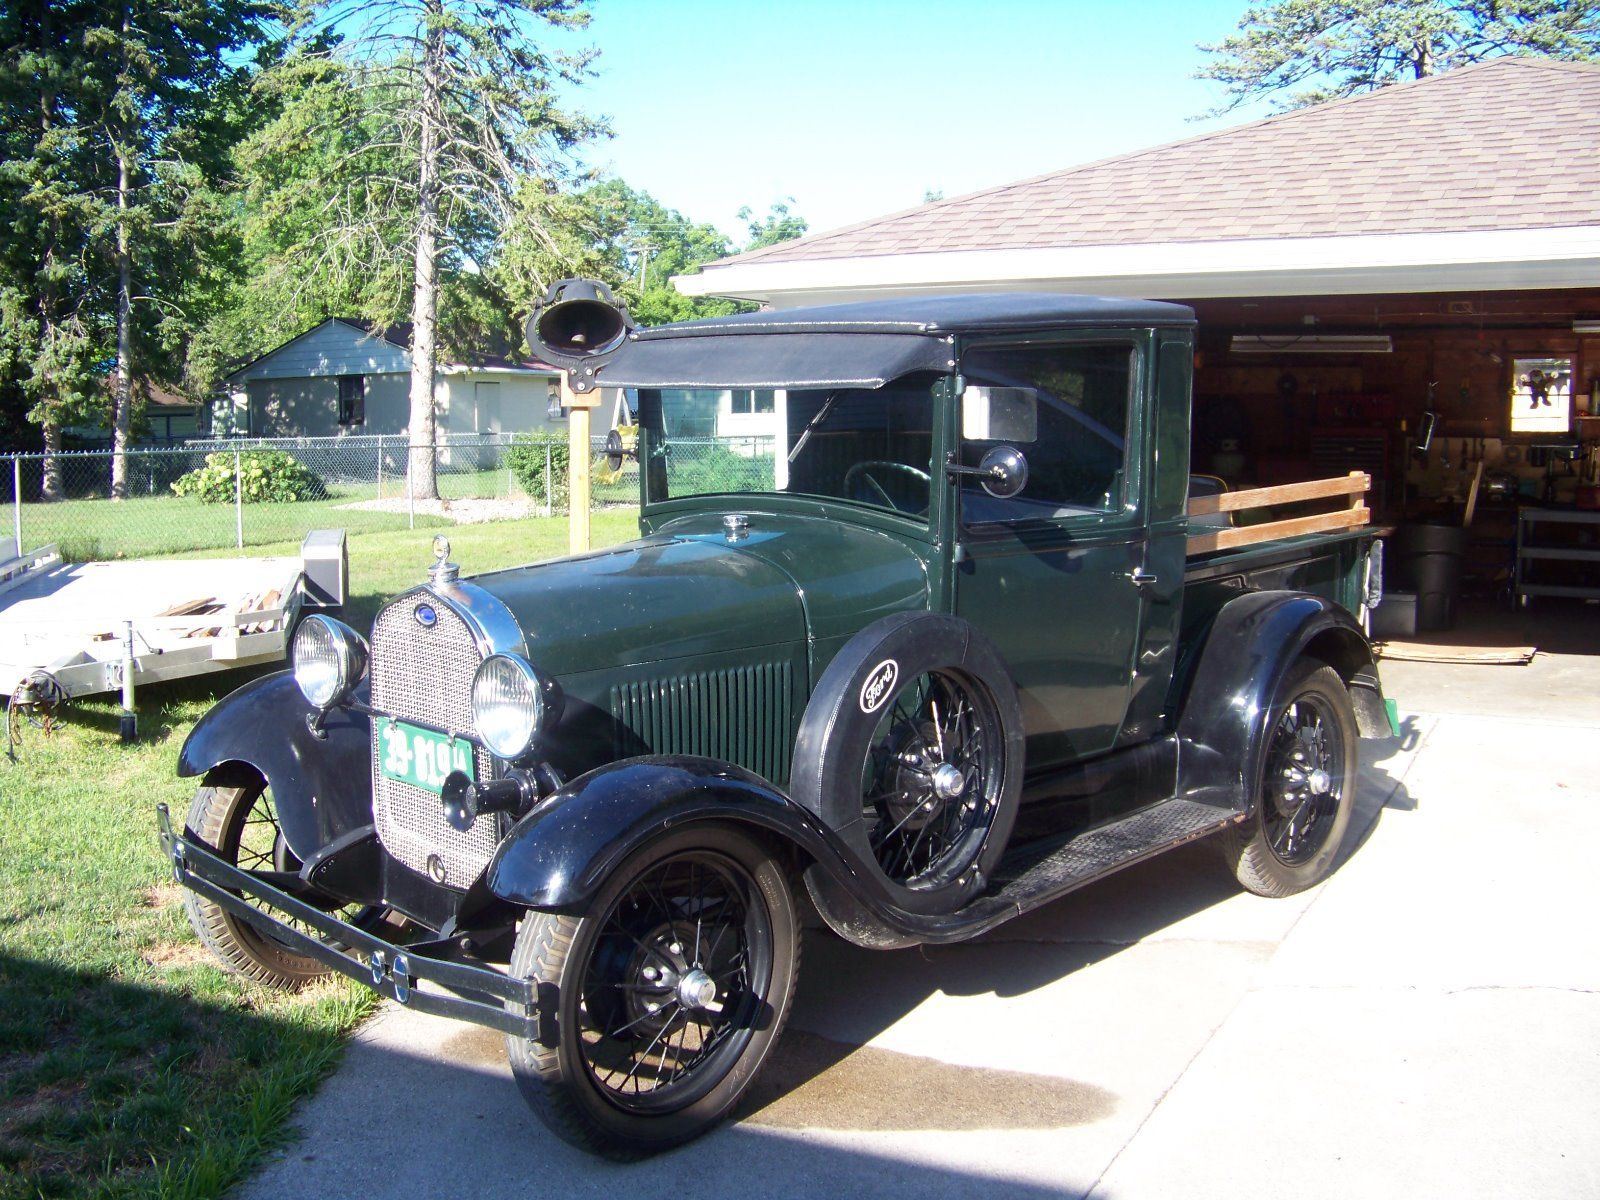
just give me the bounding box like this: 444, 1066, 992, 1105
429, 534, 459, 585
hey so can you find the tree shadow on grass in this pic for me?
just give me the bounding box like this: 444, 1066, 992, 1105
0, 949, 360, 1200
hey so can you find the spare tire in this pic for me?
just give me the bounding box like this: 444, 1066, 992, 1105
790, 612, 1024, 915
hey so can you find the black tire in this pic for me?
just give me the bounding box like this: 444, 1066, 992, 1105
182, 779, 335, 989
1221, 661, 1358, 897
506, 825, 799, 1159
790, 612, 1024, 915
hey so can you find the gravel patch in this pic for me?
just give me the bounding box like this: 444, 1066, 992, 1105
336, 497, 543, 524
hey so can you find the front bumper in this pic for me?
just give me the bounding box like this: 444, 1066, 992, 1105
157, 804, 541, 1040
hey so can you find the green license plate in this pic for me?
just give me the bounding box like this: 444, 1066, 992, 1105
378, 720, 476, 795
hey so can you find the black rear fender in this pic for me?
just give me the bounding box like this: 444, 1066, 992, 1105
178, 671, 374, 862
1175, 591, 1387, 814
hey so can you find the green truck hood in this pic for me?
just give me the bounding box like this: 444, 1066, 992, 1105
466, 512, 931, 678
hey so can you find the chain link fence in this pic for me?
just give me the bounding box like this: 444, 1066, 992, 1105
1, 434, 643, 562
2, 432, 775, 563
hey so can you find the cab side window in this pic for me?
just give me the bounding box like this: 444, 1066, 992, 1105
959, 342, 1133, 527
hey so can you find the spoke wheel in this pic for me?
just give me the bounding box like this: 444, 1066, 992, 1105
184, 778, 386, 988
507, 826, 799, 1159
791, 612, 1024, 918
860, 669, 1004, 890
1222, 661, 1359, 898
1260, 694, 1344, 867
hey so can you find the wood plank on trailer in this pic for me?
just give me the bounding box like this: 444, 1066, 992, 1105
1187, 471, 1370, 516
1187, 506, 1371, 555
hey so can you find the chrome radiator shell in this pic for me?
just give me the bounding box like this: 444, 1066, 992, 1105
368, 584, 523, 887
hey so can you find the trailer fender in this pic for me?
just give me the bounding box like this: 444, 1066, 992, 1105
177, 671, 373, 861
1175, 591, 1387, 814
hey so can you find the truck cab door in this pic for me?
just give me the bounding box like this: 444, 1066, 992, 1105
952, 334, 1150, 772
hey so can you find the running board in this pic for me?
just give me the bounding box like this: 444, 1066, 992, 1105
992, 798, 1243, 916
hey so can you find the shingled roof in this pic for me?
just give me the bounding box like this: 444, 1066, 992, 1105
723, 58, 1600, 268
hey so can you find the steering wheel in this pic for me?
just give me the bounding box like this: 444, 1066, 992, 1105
843, 461, 933, 514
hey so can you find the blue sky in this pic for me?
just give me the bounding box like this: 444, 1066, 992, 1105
563, 0, 1274, 242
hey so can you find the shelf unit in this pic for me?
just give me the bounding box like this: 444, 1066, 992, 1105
1514, 507, 1600, 605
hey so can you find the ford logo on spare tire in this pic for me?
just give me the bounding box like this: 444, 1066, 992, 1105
858, 659, 899, 714
414, 603, 438, 628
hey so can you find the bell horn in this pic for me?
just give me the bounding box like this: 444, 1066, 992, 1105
524, 278, 635, 389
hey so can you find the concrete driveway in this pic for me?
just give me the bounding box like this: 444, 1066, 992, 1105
238, 706, 1600, 1199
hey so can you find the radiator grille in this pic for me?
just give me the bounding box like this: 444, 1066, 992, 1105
369, 593, 497, 885
610, 661, 794, 784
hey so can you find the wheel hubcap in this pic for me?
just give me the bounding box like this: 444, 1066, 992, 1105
931, 762, 966, 800
676, 969, 717, 1010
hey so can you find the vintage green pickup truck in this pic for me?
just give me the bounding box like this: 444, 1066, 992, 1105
160, 287, 1392, 1157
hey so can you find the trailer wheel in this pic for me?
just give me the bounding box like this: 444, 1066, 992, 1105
791, 613, 1024, 915
1221, 661, 1358, 897
183, 777, 383, 988
506, 825, 799, 1159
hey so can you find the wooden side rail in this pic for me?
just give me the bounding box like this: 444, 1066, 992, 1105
1187, 471, 1369, 556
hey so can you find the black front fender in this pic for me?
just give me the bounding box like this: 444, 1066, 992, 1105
481, 757, 862, 911
1175, 591, 1386, 814
178, 671, 374, 862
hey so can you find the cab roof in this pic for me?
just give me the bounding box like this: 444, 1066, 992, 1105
636, 292, 1196, 340
596, 293, 1194, 391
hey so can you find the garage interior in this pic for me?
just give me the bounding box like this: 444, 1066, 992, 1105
1183, 286, 1600, 656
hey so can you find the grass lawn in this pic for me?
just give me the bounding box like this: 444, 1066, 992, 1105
14, 489, 455, 563
12, 452, 636, 563
0, 509, 638, 1199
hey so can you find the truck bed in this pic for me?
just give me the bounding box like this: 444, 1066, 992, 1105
1186, 471, 1371, 557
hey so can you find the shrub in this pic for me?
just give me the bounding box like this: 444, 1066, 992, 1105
171, 450, 327, 504
505, 436, 569, 505
668, 444, 773, 495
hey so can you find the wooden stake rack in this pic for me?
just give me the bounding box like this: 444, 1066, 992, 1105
1187, 471, 1371, 556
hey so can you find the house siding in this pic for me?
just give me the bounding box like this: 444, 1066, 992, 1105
438, 372, 561, 437
233, 321, 410, 382
226, 319, 563, 439
247, 377, 339, 437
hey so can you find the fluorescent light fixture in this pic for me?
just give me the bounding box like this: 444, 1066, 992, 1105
1574, 320, 1600, 334
1231, 335, 1393, 355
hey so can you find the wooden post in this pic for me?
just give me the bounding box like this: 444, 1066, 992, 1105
562, 374, 601, 555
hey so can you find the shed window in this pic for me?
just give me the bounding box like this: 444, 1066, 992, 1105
730, 389, 776, 415
338, 375, 366, 426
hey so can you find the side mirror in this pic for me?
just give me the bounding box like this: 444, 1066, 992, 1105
946, 445, 1029, 499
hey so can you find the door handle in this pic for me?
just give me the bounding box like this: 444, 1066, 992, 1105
1128, 569, 1159, 586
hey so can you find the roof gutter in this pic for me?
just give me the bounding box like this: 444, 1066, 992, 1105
674, 225, 1600, 307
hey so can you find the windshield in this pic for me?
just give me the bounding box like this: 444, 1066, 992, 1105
637, 373, 943, 520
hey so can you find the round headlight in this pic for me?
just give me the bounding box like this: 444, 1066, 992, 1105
471, 654, 558, 761
292, 615, 368, 710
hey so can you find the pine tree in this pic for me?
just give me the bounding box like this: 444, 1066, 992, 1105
1199, 0, 1600, 113
257, 0, 599, 499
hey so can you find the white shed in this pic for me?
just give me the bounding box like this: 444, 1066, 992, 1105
220, 318, 563, 440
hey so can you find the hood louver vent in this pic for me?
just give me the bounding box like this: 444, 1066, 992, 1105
610, 661, 795, 786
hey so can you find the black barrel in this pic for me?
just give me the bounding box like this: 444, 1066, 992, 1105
1392, 523, 1469, 632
